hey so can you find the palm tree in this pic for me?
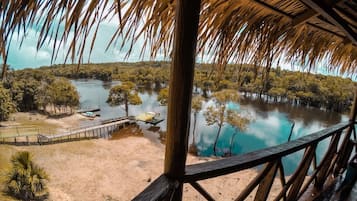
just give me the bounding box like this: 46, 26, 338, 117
6, 151, 49, 201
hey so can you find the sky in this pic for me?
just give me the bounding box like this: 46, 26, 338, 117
2, 21, 328, 74
1, 18, 161, 70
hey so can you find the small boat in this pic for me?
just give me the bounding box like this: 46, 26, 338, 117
81, 111, 97, 119
77, 107, 101, 113
135, 112, 164, 125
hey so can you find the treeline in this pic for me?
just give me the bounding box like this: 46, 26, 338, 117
43, 61, 168, 82
39, 61, 355, 113
206, 65, 356, 112
0, 69, 79, 121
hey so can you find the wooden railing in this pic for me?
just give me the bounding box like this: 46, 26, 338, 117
133, 121, 357, 201
0, 116, 135, 145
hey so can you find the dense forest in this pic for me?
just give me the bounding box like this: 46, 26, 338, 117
0, 69, 79, 121
0, 61, 355, 121
42, 61, 355, 112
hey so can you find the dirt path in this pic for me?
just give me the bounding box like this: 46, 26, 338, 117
0, 136, 273, 201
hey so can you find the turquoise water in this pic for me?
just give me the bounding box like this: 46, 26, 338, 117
72, 79, 348, 174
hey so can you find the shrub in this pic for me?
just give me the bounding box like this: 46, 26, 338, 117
6, 151, 49, 201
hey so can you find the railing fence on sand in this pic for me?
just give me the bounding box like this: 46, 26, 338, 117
0, 116, 135, 146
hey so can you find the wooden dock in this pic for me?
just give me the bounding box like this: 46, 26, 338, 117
0, 116, 135, 146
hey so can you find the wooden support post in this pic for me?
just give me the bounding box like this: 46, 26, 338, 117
315, 132, 341, 189
346, 88, 357, 136
164, 0, 201, 200
336, 88, 357, 172
287, 144, 316, 200
254, 161, 279, 201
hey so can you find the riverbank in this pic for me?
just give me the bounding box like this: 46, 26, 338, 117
0, 112, 85, 136
0, 136, 271, 201
0, 112, 285, 200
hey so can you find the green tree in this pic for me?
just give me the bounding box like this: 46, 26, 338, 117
107, 81, 142, 116
0, 84, 16, 121
50, 78, 80, 113
157, 87, 169, 105
226, 110, 249, 155
6, 151, 49, 201
204, 89, 240, 156
189, 95, 204, 154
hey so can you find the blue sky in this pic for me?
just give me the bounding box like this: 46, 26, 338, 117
1, 19, 157, 70
0, 14, 350, 80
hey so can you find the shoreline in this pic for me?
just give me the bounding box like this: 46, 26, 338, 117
0, 112, 86, 135
0, 112, 286, 200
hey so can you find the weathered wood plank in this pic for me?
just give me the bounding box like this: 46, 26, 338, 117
336, 89, 357, 173
291, 9, 318, 27
190, 182, 215, 201
286, 144, 316, 200
334, 139, 355, 175
299, 0, 357, 44
254, 161, 279, 201
277, 160, 287, 201
44, 119, 130, 139
235, 161, 277, 201
184, 122, 351, 182
132, 174, 179, 201
315, 132, 341, 188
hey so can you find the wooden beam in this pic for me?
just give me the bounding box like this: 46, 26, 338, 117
132, 175, 179, 201
334, 6, 357, 29
251, 0, 351, 43
299, 0, 357, 44
291, 9, 318, 27
164, 0, 201, 200
252, 0, 290, 18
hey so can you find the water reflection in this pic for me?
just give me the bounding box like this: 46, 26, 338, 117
72, 79, 348, 174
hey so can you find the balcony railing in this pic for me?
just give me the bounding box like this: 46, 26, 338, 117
133, 121, 356, 201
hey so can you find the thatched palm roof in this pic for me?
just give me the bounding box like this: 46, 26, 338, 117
1, 0, 356, 78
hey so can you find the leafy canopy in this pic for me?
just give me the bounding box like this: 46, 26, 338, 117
157, 87, 169, 105
107, 81, 142, 106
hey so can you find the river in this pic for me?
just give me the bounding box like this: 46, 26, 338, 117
72, 79, 349, 174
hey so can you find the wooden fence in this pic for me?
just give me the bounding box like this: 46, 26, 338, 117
133, 121, 357, 201
0, 117, 135, 145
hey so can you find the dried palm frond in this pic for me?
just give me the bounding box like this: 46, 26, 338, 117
1, 0, 356, 80
1, 0, 124, 78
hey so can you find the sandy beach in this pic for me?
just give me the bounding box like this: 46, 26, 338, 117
0, 112, 281, 201
0, 112, 84, 129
